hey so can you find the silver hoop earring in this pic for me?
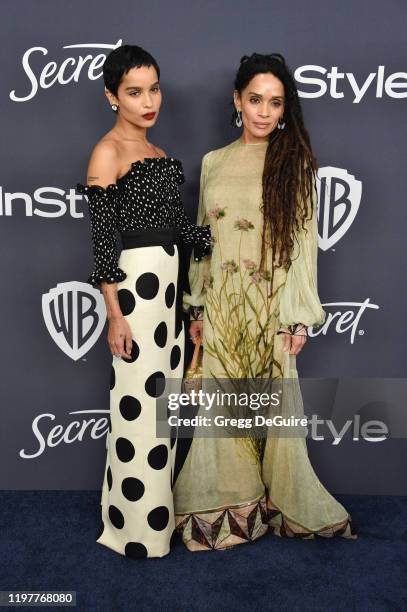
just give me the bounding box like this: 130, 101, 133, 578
235, 110, 243, 128
111, 104, 118, 112
277, 118, 286, 130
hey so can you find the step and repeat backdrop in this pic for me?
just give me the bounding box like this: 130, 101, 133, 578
1, 0, 406, 492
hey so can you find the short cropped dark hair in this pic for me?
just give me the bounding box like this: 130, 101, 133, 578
103, 44, 160, 97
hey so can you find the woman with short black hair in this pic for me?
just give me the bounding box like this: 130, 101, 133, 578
76, 44, 212, 559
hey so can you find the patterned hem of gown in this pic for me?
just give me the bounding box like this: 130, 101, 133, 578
175, 494, 357, 551
175, 496, 269, 551
267, 498, 358, 540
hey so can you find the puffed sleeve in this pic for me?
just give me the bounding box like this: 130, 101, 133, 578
278, 180, 326, 330
168, 159, 212, 260
182, 153, 213, 320
76, 183, 127, 287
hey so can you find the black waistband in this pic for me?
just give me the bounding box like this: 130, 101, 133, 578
119, 226, 190, 338
120, 227, 180, 249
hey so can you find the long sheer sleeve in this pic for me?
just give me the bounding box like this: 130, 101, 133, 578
182, 153, 213, 320
278, 181, 326, 329
76, 182, 127, 287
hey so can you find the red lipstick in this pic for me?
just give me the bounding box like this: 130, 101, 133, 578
143, 112, 156, 120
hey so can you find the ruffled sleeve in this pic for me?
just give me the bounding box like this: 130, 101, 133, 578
278, 184, 326, 329
170, 157, 186, 186
168, 159, 212, 261
182, 152, 213, 320
76, 183, 127, 287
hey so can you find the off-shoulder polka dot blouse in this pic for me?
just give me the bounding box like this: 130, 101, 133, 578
76, 157, 212, 287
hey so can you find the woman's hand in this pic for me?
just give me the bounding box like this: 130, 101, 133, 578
189, 320, 203, 345
107, 315, 133, 359
280, 325, 308, 356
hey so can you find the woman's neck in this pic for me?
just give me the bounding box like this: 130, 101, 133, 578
238, 136, 268, 145
238, 131, 268, 145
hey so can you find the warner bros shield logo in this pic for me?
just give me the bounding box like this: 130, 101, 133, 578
316, 167, 362, 251
42, 282, 106, 360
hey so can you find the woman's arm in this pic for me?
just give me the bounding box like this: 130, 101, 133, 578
77, 142, 127, 287
182, 153, 213, 323
278, 197, 326, 328
77, 143, 132, 358
278, 178, 326, 355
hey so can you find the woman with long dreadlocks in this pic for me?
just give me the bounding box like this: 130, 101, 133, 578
173, 53, 357, 551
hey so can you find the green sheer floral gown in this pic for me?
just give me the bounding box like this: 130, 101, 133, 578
174, 137, 357, 551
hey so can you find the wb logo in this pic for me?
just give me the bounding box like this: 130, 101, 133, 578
316, 167, 362, 251
42, 282, 106, 360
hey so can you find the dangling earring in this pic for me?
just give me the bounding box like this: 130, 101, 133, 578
277, 117, 286, 130
111, 104, 118, 112
235, 110, 243, 128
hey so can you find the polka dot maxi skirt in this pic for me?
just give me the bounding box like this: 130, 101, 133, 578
97, 242, 184, 559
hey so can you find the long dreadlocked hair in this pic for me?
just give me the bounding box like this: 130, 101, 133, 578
231, 53, 319, 291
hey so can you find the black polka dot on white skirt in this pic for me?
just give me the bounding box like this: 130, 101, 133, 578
96, 242, 184, 559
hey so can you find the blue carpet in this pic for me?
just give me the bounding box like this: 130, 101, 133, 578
0, 492, 406, 611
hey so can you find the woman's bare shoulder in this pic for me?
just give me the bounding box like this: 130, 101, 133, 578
90, 134, 121, 163
86, 137, 121, 186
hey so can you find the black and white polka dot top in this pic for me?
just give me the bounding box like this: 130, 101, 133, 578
76, 157, 212, 287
